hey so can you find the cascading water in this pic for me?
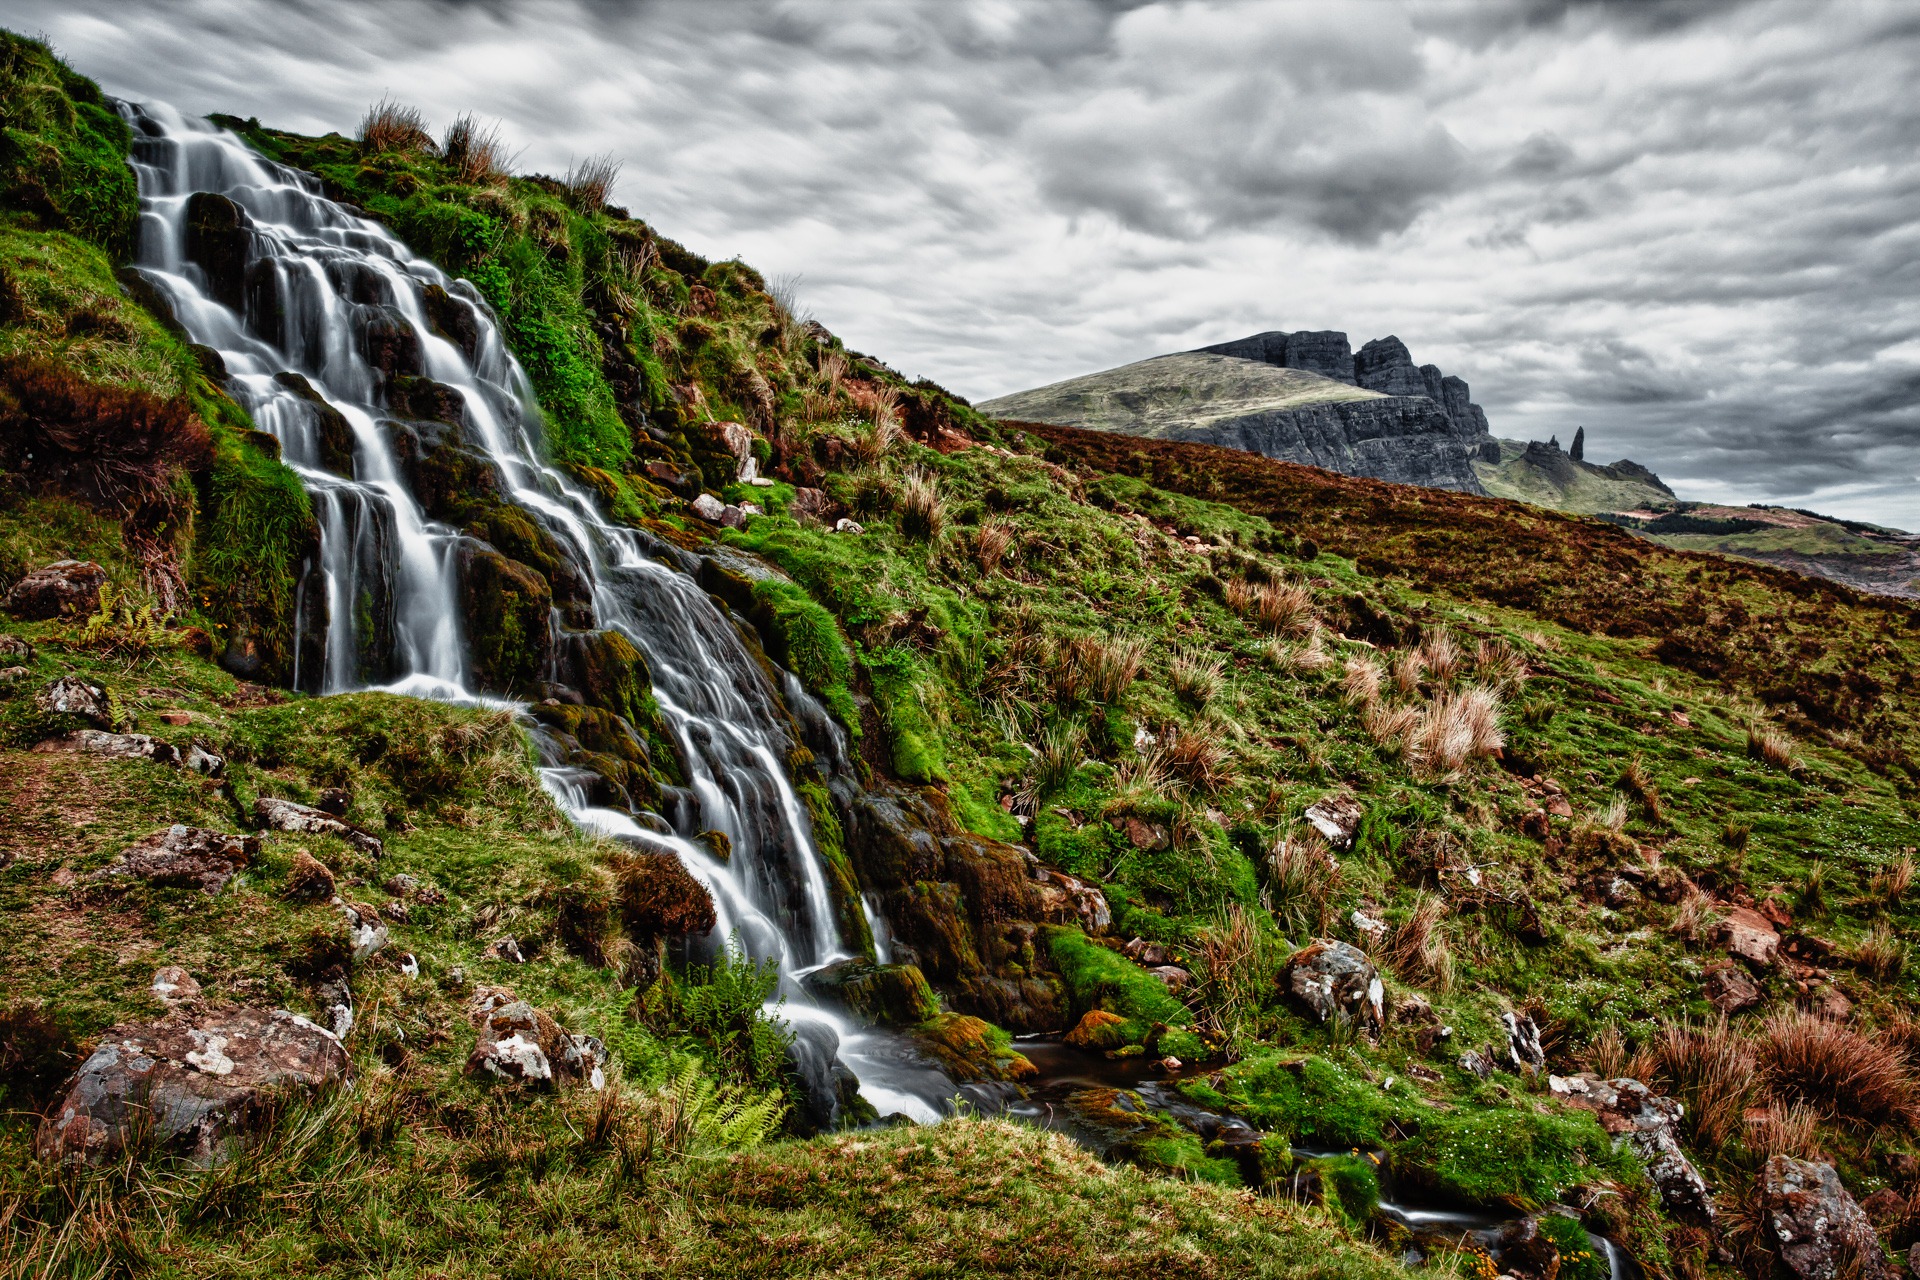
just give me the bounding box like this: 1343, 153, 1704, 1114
119, 101, 952, 1122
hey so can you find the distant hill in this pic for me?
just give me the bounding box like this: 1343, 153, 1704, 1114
1603, 503, 1920, 599
1473, 434, 1676, 514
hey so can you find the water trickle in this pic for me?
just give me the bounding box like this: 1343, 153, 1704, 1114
120, 101, 953, 1123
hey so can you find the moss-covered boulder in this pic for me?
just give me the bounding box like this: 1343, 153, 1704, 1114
804, 959, 940, 1027
457, 543, 550, 691
912, 1012, 1034, 1082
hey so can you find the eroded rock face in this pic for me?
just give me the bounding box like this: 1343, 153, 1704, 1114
1762, 1155, 1892, 1280
1721, 906, 1782, 968
464, 986, 606, 1090
93, 825, 256, 895
254, 797, 384, 859
1503, 1011, 1546, 1069
36, 1008, 348, 1166
1550, 1073, 1714, 1222
1281, 939, 1383, 1026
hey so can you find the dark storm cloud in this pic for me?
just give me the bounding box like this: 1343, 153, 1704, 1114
12, 0, 1920, 525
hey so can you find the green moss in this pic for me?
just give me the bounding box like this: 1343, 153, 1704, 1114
1391, 1105, 1632, 1209
1044, 926, 1190, 1048
751, 577, 858, 732
1303, 1153, 1382, 1227
1538, 1212, 1609, 1280
1183, 1052, 1408, 1149
0, 33, 138, 257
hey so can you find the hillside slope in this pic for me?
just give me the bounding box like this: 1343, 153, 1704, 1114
6, 32, 1920, 1280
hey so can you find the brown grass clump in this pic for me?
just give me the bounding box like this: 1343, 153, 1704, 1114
1419, 625, 1460, 683
1384, 891, 1452, 990
1865, 853, 1916, 912
1621, 755, 1665, 824
850, 414, 903, 469
1361, 700, 1421, 758
1410, 685, 1503, 774
1745, 1102, 1824, 1163
442, 114, 513, 184
897, 466, 946, 542
1057, 634, 1148, 705
1190, 903, 1285, 1047
1391, 647, 1426, 698
1758, 1009, 1916, 1130
1849, 921, 1908, 981
1474, 637, 1530, 690
1169, 650, 1225, 707
1228, 578, 1314, 635
359, 97, 434, 155
972, 518, 1018, 574
1282, 630, 1334, 673
1587, 1023, 1631, 1079
1342, 655, 1383, 706
563, 153, 623, 211
1747, 726, 1799, 772
1636, 1017, 1758, 1151
1266, 831, 1339, 938
1164, 726, 1232, 792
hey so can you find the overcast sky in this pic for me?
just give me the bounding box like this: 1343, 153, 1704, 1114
15, 0, 1920, 527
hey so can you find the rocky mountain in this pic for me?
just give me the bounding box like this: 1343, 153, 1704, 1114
1474, 433, 1677, 514
982, 328, 1497, 493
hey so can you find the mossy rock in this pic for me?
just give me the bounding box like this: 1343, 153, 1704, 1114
457, 544, 550, 692
911, 1012, 1033, 1082
386, 419, 500, 525
272, 372, 354, 476
556, 628, 651, 728
805, 959, 940, 1027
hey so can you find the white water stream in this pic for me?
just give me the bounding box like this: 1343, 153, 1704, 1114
120, 101, 948, 1123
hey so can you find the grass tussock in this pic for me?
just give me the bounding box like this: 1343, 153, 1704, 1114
1758, 1010, 1916, 1131
1384, 890, 1452, 991
1342, 655, 1383, 707
1226, 577, 1315, 635
897, 466, 946, 542
1747, 726, 1799, 772
1056, 634, 1148, 706
562, 153, 622, 211
441, 114, 513, 185
1634, 1016, 1757, 1151
1170, 649, 1225, 708
1265, 831, 1339, 939
1850, 921, 1908, 981
359, 97, 433, 155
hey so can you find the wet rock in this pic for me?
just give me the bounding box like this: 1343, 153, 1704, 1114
358, 304, 422, 386
5, 560, 108, 620
457, 545, 552, 692
1460, 1048, 1495, 1079
1503, 1011, 1547, 1069
1721, 906, 1782, 968
1281, 939, 1383, 1026
913, 1012, 1036, 1082
1304, 794, 1364, 848
464, 985, 606, 1091
1149, 965, 1193, 992
785, 1017, 869, 1134
36, 676, 114, 727
253, 797, 384, 859
1492, 1216, 1562, 1280
183, 192, 250, 312
273, 372, 356, 476
1064, 1008, 1130, 1049
35, 1007, 348, 1166
1550, 1073, 1714, 1221
151, 966, 200, 1006
93, 825, 255, 895
1705, 963, 1763, 1014
804, 959, 940, 1026
419, 283, 481, 362
1762, 1156, 1892, 1280
1032, 866, 1112, 934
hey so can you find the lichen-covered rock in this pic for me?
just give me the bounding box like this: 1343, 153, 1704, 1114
464, 985, 606, 1090
1304, 794, 1364, 847
805, 960, 941, 1027
1032, 866, 1112, 934
1550, 1073, 1714, 1221
35, 1007, 348, 1166
337, 900, 390, 963
5, 561, 108, 620
1503, 1011, 1547, 1069
150, 966, 200, 1006
1762, 1156, 1892, 1280
253, 796, 384, 858
1281, 939, 1383, 1026
35, 729, 222, 776
35, 675, 114, 726
92, 825, 255, 895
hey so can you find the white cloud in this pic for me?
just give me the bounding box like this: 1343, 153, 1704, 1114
19, 0, 1920, 527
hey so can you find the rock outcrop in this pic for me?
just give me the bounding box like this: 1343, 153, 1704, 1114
1281, 939, 1384, 1027
36, 1007, 349, 1166
464, 985, 607, 1090
4, 560, 108, 619
1549, 1073, 1714, 1221
93, 825, 256, 895
1761, 1156, 1892, 1280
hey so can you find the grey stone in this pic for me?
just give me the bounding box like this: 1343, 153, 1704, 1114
1503, 1011, 1547, 1069
253, 796, 383, 859
690, 492, 728, 523
1762, 1156, 1891, 1280
1031, 865, 1112, 934
464, 985, 605, 1090
1282, 939, 1384, 1026
150, 966, 200, 1006
1355, 336, 1430, 398
1551, 1073, 1714, 1221
36, 1007, 349, 1166
36, 676, 113, 727
93, 825, 255, 895
1459, 1048, 1495, 1079
1305, 794, 1364, 847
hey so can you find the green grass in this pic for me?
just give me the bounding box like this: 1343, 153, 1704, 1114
0, 32, 138, 257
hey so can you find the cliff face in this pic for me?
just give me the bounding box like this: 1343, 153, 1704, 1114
987, 328, 1495, 493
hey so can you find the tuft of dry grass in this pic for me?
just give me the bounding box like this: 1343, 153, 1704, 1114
1759, 1009, 1916, 1130
1361, 700, 1421, 758
1391, 647, 1426, 698
1281, 629, 1334, 674
1587, 1023, 1631, 1079
1744, 1102, 1823, 1163
972, 517, 1018, 574
1747, 726, 1799, 772
1190, 903, 1286, 1049
563, 153, 623, 211
1621, 755, 1665, 824
1164, 726, 1232, 792
1227, 578, 1315, 635
1025, 722, 1085, 801
1866, 854, 1916, 912
1850, 921, 1908, 981
1342, 655, 1383, 707
1056, 634, 1148, 705
1420, 625, 1460, 683
360, 97, 434, 155
441, 114, 512, 184
1474, 637, 1530, 690
1384, 891, 1452, 991
1266, 831, 1339, 939
1169, 649, 1225, 707
1637, 1017, 1759, 1151
1410, 684, 1503, 774
897, 466, 946, 542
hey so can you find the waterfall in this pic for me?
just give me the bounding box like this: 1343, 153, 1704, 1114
119, 101, 950, 1123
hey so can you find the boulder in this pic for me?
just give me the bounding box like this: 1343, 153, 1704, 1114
183, 192, 251, 312
789, 487, 832, 522
36, 675, 113, 726
690, 493, 728, 523
1149, 965, 1193, 992
337, 900, 390, 963
1459, 1048, 1494, 1079
1032, 866, 1112, 934
4, 561, 108, 620
1762, 1156, 1892, 1280
463, 986, 606, 1090
253, 797, 383, 859
1281, 939, 1383, 1026
1720, 906, 1782, 968
0, 634, 33, 661
1705, 963, 1763, 1014
785, 1017, 869, 1133
1304, 794, 1364, 848
1064, 1008, 1130, 1049
1503, 1011, 1547, 1069
1550, 1073, 1714, 1221
35, 1008, 349, 1166
912, 1012, 1036, 1083
804, 959, 941, 1026
92, 825, 255, 895
35, 729, 224, 776
282, 851, 337, 901
1492, 1216, 1563, 1280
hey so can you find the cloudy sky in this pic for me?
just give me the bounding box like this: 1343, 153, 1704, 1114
15, 0, 1920, 526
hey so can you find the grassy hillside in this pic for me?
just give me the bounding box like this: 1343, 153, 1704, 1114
1474, 438, 1677, 516
8, 30, 1920, 1280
